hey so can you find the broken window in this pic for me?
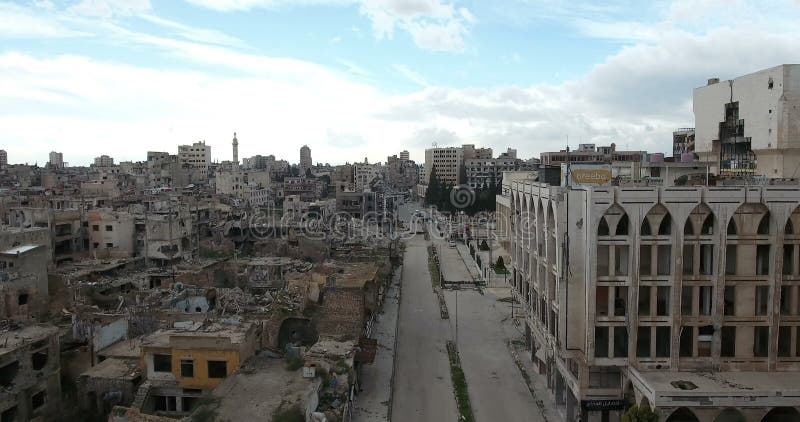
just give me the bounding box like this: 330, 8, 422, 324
153, 354, 172, 373
638, 286, 651, 316
596, 286, 608, 317
681, 287, 694, 316
182, 396, 197, 412
726, 245, 737, 275
92, 225, 99, 232
697, 325, 713, 357
683, 245, 694, 275
700, 245, 713, 275
781, 286, 793, 316
613, 286, 627, 317
757, 245, 771, 275
594, 326, 609, 358
721, 326, 736, 357
207, 360, 228, 378
615, 215, 629, 236
656, 286, 670, 316
778, 326, 792, 357
588, 367, 620, 388
17, 294, 28, 306
614, 245, 629, 276
784, 245, 794, 275
597, 245, 609, 276
31, 349, 47, 371
1, 406, 17, 422
657, 245, 671, 275
105, 225, 113, 232
756, 286, 770, 316
639, 245, 652, 275
180, 359, 194, 378
658, 215, 671, 235
31, 390, 45, 410
655, 326, 670, 358
637, 327, 651, 358
613, 326, 628, 358
680, 326, 693, 357
0, 362, 18, 387
754, 326, 769, 357
699, 286, 713, 316
724, 286, 736, 316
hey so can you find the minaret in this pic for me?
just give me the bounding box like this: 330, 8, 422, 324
232, 132, 239, 165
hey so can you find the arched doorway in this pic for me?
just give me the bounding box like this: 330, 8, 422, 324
666, 407, 700, 422
761, 407, 800, 422
714, 408, 746, 422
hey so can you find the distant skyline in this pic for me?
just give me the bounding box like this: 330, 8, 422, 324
2, 0, 800, 166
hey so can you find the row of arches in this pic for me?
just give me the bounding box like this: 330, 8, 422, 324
665, 406, 800, 422
598, 202, 800, 238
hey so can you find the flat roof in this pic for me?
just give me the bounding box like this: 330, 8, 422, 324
633, 369, 800, 408
81, 357, 140, 380
0, 245, 42, 255
0, 324, 58, 354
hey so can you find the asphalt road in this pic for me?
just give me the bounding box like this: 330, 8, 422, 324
390, 234, 458, 422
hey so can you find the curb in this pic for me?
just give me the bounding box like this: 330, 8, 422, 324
387, 262, 403, 422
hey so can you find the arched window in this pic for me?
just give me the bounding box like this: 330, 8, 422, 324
713, 408, 746, 422
659, 214, 672, 235
641, 219, 652, 236
598, 217, 609, 236
701, 214, 714, 235
666, 407, 700, 422
616, 214, 629, 236
757, 213, 771, 235
727, 219, 737, 235
760, 407, 800, 422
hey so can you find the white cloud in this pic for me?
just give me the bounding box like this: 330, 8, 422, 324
0, 3, 86, 38
68, 0, 152, 18
392, 64, 428, 87
139, 14, 247, 48
185, 0, 475, 52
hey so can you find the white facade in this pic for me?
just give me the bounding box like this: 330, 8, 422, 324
694, 64, 800, 177
503, 176, 800, 422
400, 150, 410, 161
354, 163, 382, 190
178, 141, 211, 170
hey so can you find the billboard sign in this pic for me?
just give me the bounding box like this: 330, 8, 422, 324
561, 164, 612, 187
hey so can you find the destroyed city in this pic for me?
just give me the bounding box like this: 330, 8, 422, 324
2, 1, 800, 422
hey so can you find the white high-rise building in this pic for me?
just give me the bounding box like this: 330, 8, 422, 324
178, 141, 211, 170
400, 150, 410, 161
49, 151, 64, 168
694, 64, 800, 177
300, 145, 312, 175
94, 155, 114, 167
424, 146, 463, 186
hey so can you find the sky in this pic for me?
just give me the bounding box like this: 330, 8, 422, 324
2, 0, 800, 166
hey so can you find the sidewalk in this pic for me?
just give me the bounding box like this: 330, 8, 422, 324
352, 266, 402, 422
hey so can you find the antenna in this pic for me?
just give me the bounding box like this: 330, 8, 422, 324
432, 141, 438, 148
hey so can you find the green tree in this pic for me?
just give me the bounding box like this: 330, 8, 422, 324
622, 404, 659, 422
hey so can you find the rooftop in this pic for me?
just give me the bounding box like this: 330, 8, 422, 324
81, 357, 140, 380
141, 320, 253, 349
0, 324, 58, 354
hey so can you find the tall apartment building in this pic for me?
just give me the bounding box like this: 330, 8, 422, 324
465, 157, 538, 189
178, 141, 211, 170
502, 176, 800, 422
94, 155, 114, 167
300, 145, 312, 175
48, 151, 64, 168
462, 144, 493, 160
0, 150, 7, 167
694, 65, 800, 177
424, 146, 463, 186
399, 150, 410, 161
354, 162, 382, 190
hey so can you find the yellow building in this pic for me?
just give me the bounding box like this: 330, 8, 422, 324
138, 322, 260, 416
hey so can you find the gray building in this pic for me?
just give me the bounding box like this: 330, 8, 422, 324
501, 174, 800, 422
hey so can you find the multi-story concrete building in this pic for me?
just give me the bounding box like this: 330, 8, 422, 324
178, 141, 211, 171
0, 245, 49, 319
694, 65, 800, 178
0, 324, 61, 422
300, 145, 312, 175
354, 162, 382, 191
0, 150, 7, 168
465, 157, 538, 189
503, 174, 800, 422
424, 146, 463, 186
399, 150, 410, 161
540, 143, 646, 167
462, 144, 493, 160
87, 209, 136, 258
48, 151, 64, 168
94, 155, 115, 167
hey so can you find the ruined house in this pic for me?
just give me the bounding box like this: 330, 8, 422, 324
0, 245, 49, 319
0, 324, 61, 422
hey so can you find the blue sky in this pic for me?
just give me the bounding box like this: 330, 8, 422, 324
2, 0, 800, 166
